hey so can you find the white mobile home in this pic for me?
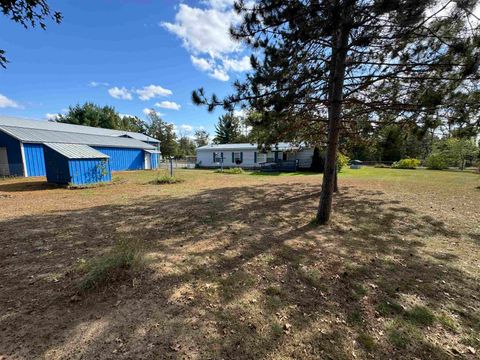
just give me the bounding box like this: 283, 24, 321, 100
196, 143, 314, 169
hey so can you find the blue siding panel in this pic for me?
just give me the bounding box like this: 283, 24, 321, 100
69, 159, 111, 185
151, 152, 158, 169
0, 130, 23, 176
93, 147, 144, 171
24, 143, 46, 176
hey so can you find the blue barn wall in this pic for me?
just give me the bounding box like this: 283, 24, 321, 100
23, 143, 46, 177
151, 152, 158, 169
69, 159, 112, 185
93, 147, 144, 171
0, 130, 23, 176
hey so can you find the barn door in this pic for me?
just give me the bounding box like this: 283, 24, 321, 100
145, 152, 151, 170
0, 147, 9, 176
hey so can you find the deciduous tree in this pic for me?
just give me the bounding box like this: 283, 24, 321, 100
193, 129, 210, 147
0, 0, 62, 68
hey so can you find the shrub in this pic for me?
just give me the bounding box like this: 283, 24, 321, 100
310, 146, 325, 172
337, 152, 350, 172
78, 239, 145, 291
215, 167, 245, 174
150, 175, 183, 184
425, 153, 449, 170
392, 158, 421, 169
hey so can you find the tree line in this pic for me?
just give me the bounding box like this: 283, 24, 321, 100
54, 103, 209, 158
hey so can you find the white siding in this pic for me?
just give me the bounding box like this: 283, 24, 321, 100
196, 148, 313, 169
296, 149, 313, 169
196, 149, 262, 168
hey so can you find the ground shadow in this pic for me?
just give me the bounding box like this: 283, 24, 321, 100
0, 179, 62, 192
0, 181, 477, 359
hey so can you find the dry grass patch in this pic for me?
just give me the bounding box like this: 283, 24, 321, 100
0, 168, 478, 359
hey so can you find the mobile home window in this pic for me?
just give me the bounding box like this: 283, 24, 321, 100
232, 152, 243, 164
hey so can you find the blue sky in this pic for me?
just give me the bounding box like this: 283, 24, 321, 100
0, 0, 251, 137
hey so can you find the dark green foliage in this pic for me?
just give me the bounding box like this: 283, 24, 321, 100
150, 175, 183, 185
310, 146, 324, 173
214, 112, 244, 144
177, 136, 196, 157
377, 126, 404, 162
145, 110, 178, 158
432, 138, 479, 169
425, 153, 449, 170
56, 102, 147, 132
0, 0, 62, 68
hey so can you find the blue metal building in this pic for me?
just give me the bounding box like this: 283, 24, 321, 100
44, 143, 112, 185
0, 116, 161, 184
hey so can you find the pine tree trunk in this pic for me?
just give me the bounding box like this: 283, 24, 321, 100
316, 23, 349, 225
333, 167, 339, 193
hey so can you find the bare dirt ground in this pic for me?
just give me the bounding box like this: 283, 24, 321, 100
0, 168, 479, 359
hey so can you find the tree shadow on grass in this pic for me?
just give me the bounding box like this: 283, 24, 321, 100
0, 182, 476, 359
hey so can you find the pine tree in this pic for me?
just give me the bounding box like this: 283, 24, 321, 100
193, 0, 480, 224
213, 112, 242, 144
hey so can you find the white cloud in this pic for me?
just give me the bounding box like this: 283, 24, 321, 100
210, 68, 229, 81
202, 0, 234, 10
162, 1, 252, 81
108, 86, 133, 100
190, 55, 213, 71
155, 101, 181, 110
136, 85, 172, 101
233, 109, 247, 118
119, 113, 136, 118
180, 124, 194, 132
45, 113, 61, 120
0, 93, 21, 108
223, 55, 251, 72
143, 108, 165, 117
162, 3, 241, 58
89, 81, 110, 87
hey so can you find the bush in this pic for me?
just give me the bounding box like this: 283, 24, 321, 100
78, 239, 145, 291
425, 153, 449, 170
337, 152, 350, 172
215, 167, 245, 174
150, 175, 183, 184
392, 158, 421, 169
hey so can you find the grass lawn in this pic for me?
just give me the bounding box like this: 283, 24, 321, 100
0, 168, 479, 359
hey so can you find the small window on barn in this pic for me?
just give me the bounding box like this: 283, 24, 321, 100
233, 152, 243, 164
